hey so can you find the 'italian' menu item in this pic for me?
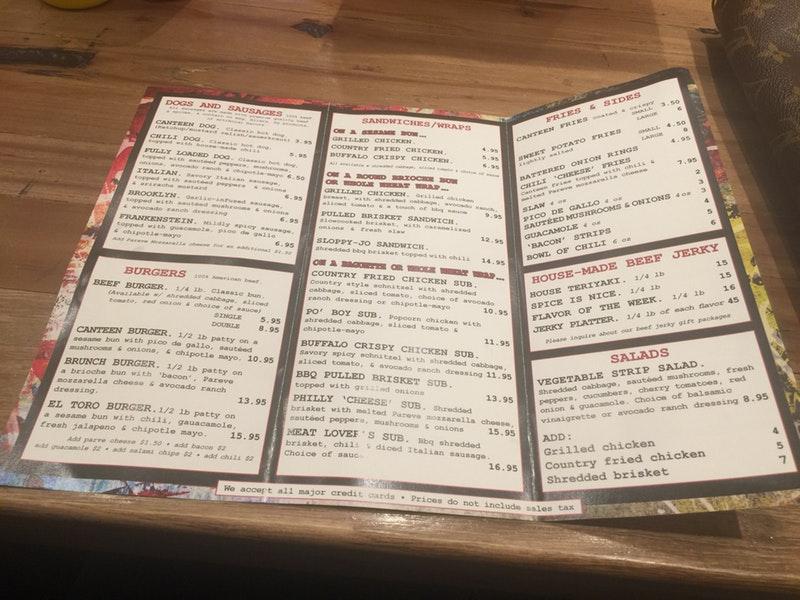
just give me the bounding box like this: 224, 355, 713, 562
2, 69, 798, 520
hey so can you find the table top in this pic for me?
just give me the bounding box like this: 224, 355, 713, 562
2, 0, 800, 594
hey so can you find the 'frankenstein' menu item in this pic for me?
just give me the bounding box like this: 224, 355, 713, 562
2, 69, 799, 521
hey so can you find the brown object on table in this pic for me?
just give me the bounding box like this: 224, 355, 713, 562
713, 0, 800, 206
1, 0, 800, 596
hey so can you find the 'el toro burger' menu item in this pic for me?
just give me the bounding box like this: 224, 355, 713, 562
2, 69, 799, 521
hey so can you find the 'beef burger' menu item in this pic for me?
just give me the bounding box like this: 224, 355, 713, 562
2, 69, 799, 521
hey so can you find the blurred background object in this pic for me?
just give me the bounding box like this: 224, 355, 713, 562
42, 0, 110, 9
713, 0, 800, 207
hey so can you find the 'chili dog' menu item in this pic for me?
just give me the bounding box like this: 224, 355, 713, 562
2, 69, 799, 521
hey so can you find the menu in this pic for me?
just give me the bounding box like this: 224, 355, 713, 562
2, 69, 799, 520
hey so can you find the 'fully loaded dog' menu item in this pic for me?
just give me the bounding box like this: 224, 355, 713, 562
2, 69, 799, 520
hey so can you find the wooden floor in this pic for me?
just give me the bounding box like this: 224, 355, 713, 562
1, 0, 800, 595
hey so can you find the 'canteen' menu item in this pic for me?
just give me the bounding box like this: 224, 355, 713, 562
2, 69, 799, 521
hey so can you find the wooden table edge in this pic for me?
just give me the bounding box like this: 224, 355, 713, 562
2, 486, 799, 594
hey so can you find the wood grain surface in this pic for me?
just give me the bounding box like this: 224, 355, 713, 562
2, 0, 800, 595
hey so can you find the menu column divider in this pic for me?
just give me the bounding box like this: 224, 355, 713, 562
263, 104, 334, 481
502, 119, 542, 501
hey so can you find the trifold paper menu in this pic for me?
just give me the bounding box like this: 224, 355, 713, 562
2, 69, 799, 520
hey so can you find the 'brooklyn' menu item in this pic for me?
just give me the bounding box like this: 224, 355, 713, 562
2, 69, 799, 520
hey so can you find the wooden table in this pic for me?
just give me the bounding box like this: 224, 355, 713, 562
2, 0, 800, 595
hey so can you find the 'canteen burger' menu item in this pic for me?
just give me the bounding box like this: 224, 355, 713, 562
2, 69, 799, 521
